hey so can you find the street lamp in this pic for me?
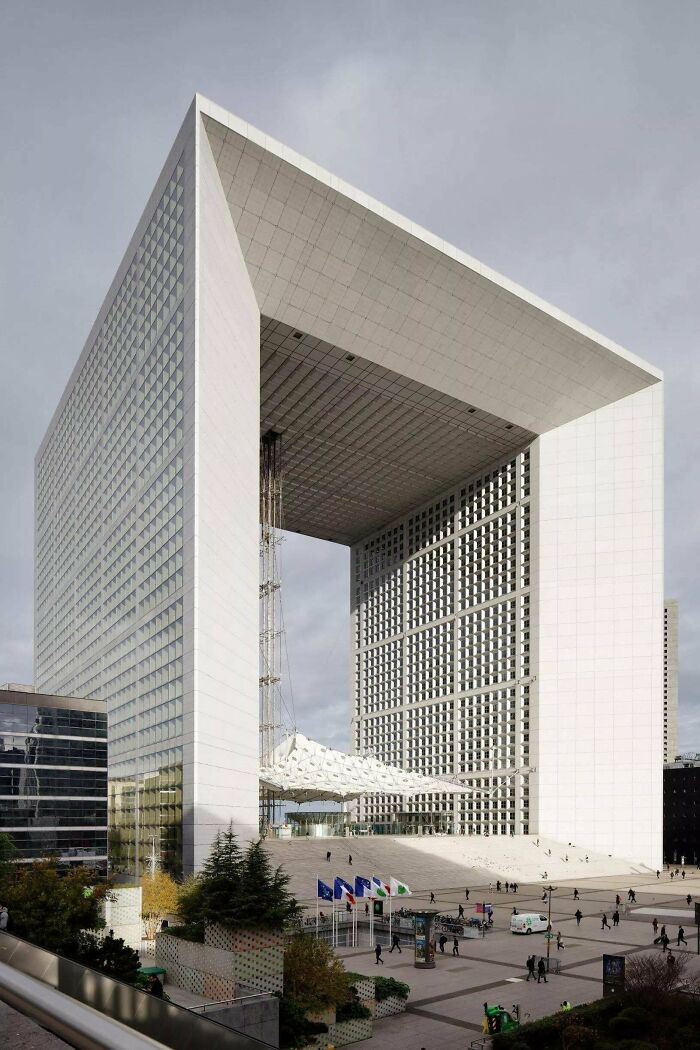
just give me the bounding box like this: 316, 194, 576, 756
545, 884, 557, 972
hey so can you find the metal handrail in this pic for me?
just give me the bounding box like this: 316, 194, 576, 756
191, 991, 274, 1012
0, 960, 165, 1050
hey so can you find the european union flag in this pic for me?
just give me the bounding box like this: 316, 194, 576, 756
317, 879, 334, 902
355, 876, 371, 898
334, 876, 354, 900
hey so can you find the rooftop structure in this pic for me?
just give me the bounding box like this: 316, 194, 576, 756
35, 95, 664, 873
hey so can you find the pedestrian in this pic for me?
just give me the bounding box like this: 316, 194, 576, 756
573, 888, 579, 900
660, 933, 670, 953
630, 890, 636, 903
575, 909, 582, 926
513, 882, 518, 893
375, 943, 384, 965
536, 838, 540, 846
542, 892, 547, 902
465, 888, 470, 900
326, 850, 331, 862
439, 934, 447, 953
585, 855, 589, 863
148, 975, 164, 999
556, 931, 565, 951
652, 918, 658, 936
0, 906, 8, 931
496, 880, 501, 892
346, 901, 352, 913
364, 902, 369, 916
505, 881, 510, 893
430, 891, 435, 904
537, 958, 547, 983
686, 894, 692, 906
682, 870, 686, 880
512, 907, 518, 915
348, 854, 353, 866
656, 869, 660, 879
667, 949, 675, 967
613, 910, 620, 927
452, 937, 459, 957
616, 894, 621, 907
677, 926, 687, 946
458, 904, 464, 919
390, 933, 402, 953
526, 955, 535, 981
601, 913, 610, 930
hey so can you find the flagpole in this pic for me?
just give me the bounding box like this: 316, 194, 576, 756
389, 882, 392, 948
316, 875, 319, 941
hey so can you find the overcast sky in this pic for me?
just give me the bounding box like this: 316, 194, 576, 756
1, 1, 698, 752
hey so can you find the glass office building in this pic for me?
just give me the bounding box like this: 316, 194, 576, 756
0, 687, 107, 867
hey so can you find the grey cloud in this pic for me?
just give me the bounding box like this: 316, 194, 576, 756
0, 1, 698, 750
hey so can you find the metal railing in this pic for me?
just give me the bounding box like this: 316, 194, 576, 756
0, 930, 273, 1049
190, 991, 274, 1014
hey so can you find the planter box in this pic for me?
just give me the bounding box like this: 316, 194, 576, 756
328, 1017, 373, 1045
375, 994, 407, 1019
154, 925, 284, 997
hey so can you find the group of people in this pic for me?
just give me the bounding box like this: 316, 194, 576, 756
494, 880, 519, 893
525, 955, 548, 983
651, 920, 687, 950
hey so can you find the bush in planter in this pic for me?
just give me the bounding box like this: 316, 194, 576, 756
278, 995, 328, 1050
283, 933, 351, 1013
336, 987, 372, 1022
373, 975, 409, 1002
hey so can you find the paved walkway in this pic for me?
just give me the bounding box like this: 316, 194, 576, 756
0, 1000, 71, 1049
334, 871, 700, 1049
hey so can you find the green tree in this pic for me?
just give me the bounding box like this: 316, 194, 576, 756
238, 839, 301, 930
176, 873, 204, 927
0, 860, 109, 953
69, 931, 141, 983
199, 827, 244, 927
283, 934, 351, 1013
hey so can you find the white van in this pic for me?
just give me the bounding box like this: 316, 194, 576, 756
510, 913, 549, 935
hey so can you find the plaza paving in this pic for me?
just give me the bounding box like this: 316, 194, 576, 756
333, 869, 700, 1049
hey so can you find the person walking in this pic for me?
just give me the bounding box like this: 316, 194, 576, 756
573, 888, 579, 900
458, 903, 464, 919
616, 894, 621, 907
512, 882, 518, 893
526, 955, 536, 981
542, 891, 548, 902
660, 932, 670, 953
0, 906, 8, 931
575, 908, 582, 926
601, 913, 610, 930
430, 891, 435, 904
677, 926, 687, 946
348, 854, 353, 866
390, 933, 402, 953
613, 910, 620, 927
652, 917, 658, 937
496, 880, 502, 892
375, 944, 384, 965
465, 888, 470, 900
505, 881, 510, 893
630, 890, 636, 903
452, 936, 460, 957
682, 870, 686, 880
326, 850, 331, 863
537, 958, 547, 983
556, 931, 565, 951
686, 894, 692, 906
656, 869, 660, 879
439, 934, 447, 953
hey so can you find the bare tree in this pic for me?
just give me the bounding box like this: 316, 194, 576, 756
625, 949, 699, 1003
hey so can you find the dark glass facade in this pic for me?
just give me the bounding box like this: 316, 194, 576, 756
0, 689, 108, 865
663, 762, 700, 865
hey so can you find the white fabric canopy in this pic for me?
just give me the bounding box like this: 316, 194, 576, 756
259, 733, 472, 803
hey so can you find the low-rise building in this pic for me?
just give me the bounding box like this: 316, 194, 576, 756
0, 687, 107, 868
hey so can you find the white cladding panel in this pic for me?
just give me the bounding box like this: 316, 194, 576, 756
533, 385, 664, 866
